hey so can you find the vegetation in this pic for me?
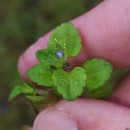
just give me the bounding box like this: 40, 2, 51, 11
0, 0, 103, 129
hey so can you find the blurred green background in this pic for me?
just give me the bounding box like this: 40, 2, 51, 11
0, 0, 103, 129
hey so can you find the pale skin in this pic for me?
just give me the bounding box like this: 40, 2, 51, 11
18, 0, 130, 129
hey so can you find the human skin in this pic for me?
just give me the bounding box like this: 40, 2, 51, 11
18, 0, 130, 129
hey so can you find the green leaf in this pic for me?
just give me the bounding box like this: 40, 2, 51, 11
52, 67, 87, 100
90, 67, 130, 99
36, 23, 82, 68
26, 95, 44, 102
83, 58, 113, 92
48, 23, 82, 57
9, 84, 35, 101
27, 64, 54, 86
36, 45, 67, 68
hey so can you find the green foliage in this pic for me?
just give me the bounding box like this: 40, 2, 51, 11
90, 68, 130, 99
10, 23, 114, 105
26, 95, 44, 104
36, 46, 66, 68
48, 23, 82, 57
53, 67, 86, 100
27, 64, 54, 86
28, 23, 85, 100
9, 84, 35, 101
37, 23, 81, 68
83, 58, 113, 92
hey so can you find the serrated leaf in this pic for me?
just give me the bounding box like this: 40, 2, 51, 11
9, 84, 35, 101
89, 68, 130, 99
83, 58, 113, 91
52, 67, 87, 100
48, 23, 82, 57
27, 64, 54, 86
36, 45, 67, 68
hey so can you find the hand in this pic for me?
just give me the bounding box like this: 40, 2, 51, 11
18, 0, 130, 129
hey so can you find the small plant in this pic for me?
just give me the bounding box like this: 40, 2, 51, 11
9, 23, 116, 112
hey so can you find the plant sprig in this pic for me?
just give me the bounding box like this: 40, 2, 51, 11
9, 22, 115, 112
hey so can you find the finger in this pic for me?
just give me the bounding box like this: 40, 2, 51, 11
33, 109, 78, 130
109, 72, 130, 108
33, 99, 130, 130
18, 0, 130, 78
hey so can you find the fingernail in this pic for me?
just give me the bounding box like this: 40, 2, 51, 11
33, 110, 78, 130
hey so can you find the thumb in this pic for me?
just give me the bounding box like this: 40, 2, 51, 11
33, 99, 130, 130
33, 109, 78, 130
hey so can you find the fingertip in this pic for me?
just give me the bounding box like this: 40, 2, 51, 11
33, 109, 78, 130
18, 34, 50, 78
18, 45, 38, 79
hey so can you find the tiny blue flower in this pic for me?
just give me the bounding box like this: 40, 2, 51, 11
56, 51, 64, 58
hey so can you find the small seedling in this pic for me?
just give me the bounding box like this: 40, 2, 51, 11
9, 22, 118, 112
